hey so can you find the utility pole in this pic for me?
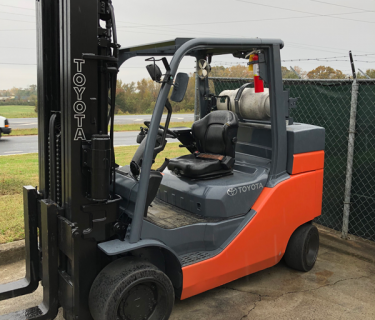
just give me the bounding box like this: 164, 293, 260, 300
342, 51, 359, 239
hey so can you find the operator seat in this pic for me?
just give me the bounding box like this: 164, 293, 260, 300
168, 110, 239, 178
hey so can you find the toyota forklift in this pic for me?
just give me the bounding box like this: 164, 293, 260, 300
0, 0, 325, 319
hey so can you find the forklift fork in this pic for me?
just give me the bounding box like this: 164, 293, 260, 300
0, 187, 59, 320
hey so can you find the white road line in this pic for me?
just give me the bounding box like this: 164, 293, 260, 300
4, 151, 23, 154
1, 153, 28, 156
133, 119, 144, 121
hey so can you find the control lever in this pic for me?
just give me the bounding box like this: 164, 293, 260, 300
157, 158, 170, 173
179, 144, 195, 149
137, 127, 147, 144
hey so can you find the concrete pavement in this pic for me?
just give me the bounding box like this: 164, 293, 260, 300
0, 228, 374, 319
8, 114, 194, 130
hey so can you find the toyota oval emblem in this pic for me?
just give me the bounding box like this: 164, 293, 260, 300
227, 188, 237, 196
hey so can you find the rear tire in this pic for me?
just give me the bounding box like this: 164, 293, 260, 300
284, 223, 319, 272
89, 257, 175, 320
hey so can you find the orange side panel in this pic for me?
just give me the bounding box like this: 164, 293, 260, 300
292, 151, 325, 175
181, 169, 324, 300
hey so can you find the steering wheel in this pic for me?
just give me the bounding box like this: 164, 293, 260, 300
144, 121, 177, 139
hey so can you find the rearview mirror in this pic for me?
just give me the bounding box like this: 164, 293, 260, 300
146, 64, 162, 82
170, 73, 189, 103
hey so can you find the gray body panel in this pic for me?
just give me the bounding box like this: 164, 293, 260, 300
98, 209, 257, 267
98, 239, 181, 261
114, 172, 139, 217
235, 122, 325, 174
286, 124, 325, 174
141, 215, 245, 255
180, 209, 257, 266
98, 210, 256, 266
157, 162, 269, 218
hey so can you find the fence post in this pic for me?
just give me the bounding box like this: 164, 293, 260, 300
342, 79, 359, 239
194, 60, 200, 121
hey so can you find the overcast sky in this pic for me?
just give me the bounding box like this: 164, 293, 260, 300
0, 0, 374, 89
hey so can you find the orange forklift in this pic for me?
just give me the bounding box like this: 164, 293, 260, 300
0, 1, 325, 319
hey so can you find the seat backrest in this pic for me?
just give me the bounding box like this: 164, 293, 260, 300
192, 110, 239, 158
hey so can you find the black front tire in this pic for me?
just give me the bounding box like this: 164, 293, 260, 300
284, 223, 319, 272
89, 257, 174, 320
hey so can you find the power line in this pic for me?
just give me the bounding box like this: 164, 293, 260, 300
118, 28, 197, 38
115, 14, 336, 29
0, 5, 34, 11
0, 46, 35, 50
286, 44, 351, 55
309, 0, 375, 13
0, 18, 34, 24
0, 12, 372, 64
287, 41, 375, 55
116, 23, 232, 38
288, 41, 370, 53
0, 10, 35, 17
282, 59, 375, 63
117, 8, 375, 31
0, 23, 346, 56
116, 20, 239, 38
0, 10, 370, 59
0, 63, 36, 65
117, 20, 370, 57
281, 53, 375, 61
0, 29, 36, 32
235, 0, 375, 24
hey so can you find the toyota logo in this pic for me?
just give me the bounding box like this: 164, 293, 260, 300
227, 188, 237, 197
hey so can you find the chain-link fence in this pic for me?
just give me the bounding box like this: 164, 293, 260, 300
210, 77, 375, 242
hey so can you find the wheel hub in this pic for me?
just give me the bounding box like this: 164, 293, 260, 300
118, 283, 158, 320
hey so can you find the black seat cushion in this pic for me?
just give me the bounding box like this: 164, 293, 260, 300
168, 154, 226, 178
168, 111, 239, 178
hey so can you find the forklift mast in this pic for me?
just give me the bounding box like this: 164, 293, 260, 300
1, 1, 120, 319
38, 0, 119, 208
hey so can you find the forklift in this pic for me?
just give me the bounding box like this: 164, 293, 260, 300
0, 0, 325, 319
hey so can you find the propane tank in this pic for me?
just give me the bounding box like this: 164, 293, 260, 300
217, 88, 270, 120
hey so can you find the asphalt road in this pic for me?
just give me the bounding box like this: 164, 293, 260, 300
8, 114, 194, 130
0, 131, 158, 156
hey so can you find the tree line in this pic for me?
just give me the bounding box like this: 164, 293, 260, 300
0, 85, 37, 106
115, 66, 374, 114
1, 66, 373, 114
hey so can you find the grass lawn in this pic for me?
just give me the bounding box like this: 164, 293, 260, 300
0, 143, 186, 244
0, 105, 192, 120
9, 122, 193, 136
0, 105, 37, 119
9, 128, 39, 136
